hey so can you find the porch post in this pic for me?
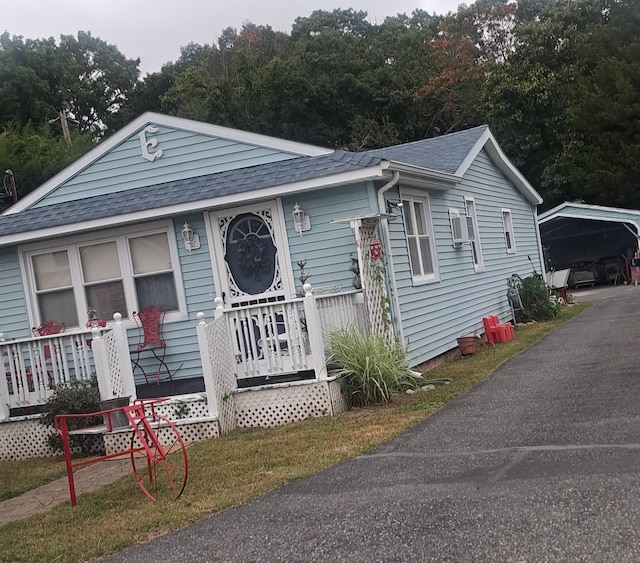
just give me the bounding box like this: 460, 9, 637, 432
196, 309, 220, 418
92, 328, 113, 401
112, 313, 136, 401
303, 284, 327, 380
0, 336, 9, 420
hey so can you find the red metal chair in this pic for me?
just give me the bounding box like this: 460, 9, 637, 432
131, 306, 171, 384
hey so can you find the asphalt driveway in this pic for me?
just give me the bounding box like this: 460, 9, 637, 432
101, 285, 640, 562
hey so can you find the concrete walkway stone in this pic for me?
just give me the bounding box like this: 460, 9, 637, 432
0, 458, 130, 527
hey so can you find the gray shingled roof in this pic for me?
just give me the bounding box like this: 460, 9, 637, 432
0, 150, 382, 237
0, 127, 489, 238
365, 125, 488, 174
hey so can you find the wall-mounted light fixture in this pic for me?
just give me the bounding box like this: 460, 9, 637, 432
292, 203, 311, 234
182, 221, 201, 252
386, 199, 403, 214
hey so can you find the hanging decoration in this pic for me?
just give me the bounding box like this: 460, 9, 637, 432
369, 238, 384, 260
236, 234, 272, 280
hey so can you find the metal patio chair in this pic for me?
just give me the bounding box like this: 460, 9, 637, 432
130, 306, 171, 385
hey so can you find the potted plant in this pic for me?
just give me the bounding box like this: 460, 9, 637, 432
456, 332, 480, 356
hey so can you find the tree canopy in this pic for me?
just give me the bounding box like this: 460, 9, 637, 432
2, 0, 640, 212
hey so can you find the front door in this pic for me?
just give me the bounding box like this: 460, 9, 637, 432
208, 201, 294, 306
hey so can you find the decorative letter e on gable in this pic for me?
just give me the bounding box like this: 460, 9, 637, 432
139, 126, 164, 162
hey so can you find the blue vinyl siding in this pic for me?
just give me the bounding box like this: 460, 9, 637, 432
391, 150, 542, 366
0, 248, 30, 339
36, 126, 299, 207
148, 215, 215, 380
282, 184, 375, 294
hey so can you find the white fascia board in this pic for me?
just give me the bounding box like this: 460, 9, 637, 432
6, 112, 333, 215
0, 166, 385, 247
455, 128, 543, 205
137, 113, 334, 156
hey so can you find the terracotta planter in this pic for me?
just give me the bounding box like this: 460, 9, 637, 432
456, 336, 478, 356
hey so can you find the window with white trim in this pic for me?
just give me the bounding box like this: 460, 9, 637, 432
401, 191, 439, 281
464, 196, 484, 272
502, 208, 516, 253
26, 227, 180, 328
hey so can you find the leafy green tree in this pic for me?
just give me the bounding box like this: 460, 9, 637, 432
0, 31, 139, 136
482, 0, 640, 209
57, 31, 140, 134
0, 122, 95, 209
549, 0, 640, 208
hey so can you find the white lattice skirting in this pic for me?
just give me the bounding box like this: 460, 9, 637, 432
103, 418, 219, 456
1, 381, 347, 460
234, 378, 346, 429
0, 416, 58, 460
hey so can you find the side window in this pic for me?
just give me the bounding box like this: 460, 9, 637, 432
464, 197, 484, 272
502, 209, 516, 253
401, 191, 439, 282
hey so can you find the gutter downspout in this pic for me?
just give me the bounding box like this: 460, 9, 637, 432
376, 170, 404, 343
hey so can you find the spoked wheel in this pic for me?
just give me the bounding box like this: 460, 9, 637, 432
129, 415, 188, 501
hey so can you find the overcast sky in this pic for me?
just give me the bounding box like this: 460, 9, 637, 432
4, 0, 463, 75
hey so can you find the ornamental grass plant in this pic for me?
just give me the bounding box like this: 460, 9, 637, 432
326, 326, 418, 407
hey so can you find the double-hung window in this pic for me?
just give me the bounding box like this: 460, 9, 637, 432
26, 224, 181, 328
401, 190, 439, 282
501, 208, 516, 253
464, 196, 484, 272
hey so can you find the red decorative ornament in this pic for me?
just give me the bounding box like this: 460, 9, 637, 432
369, 238, 384, 260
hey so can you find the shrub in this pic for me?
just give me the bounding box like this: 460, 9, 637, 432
514, 274, 561, 323
40, 378, 104, 456
326, 326, 418, 407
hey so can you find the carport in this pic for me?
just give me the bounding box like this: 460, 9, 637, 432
539, 202, 640, 287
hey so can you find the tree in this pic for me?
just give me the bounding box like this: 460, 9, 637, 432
481, 0, 640, 209
0, 122, 95, 210
57, 31, 140, 134
0, 31, 139, 137
549, 0, 640, 208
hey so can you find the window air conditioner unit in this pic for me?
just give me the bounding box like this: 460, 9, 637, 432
449, 208, 470, 247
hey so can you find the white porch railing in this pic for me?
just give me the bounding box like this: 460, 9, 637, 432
196, 285, 364, 392
0, 314, 135, 419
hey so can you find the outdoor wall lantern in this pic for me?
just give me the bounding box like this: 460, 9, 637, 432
182, 221, 201, 252
292, 203, 311, 234
386, 199, 403, 214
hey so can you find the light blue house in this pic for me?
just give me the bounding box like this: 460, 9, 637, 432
0, 113, 544, 459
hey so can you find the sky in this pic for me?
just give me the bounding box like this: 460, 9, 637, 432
4, 0, 463, 75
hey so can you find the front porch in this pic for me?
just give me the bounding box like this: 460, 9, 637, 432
0, 285, 361, 460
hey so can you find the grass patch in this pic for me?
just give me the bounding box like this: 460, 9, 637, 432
0, 303, 590, 562
0, 457, 68, 501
